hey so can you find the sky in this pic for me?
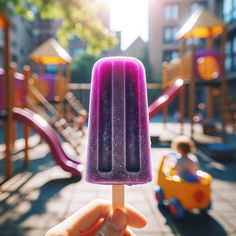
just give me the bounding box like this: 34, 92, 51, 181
109, 0, 148, 51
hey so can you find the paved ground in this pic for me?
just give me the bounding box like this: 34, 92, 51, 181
0, 123, 236, 236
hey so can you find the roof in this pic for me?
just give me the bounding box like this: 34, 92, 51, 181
29, 38, 72, 65
176, 9, 226, 39
122, 36, 146, 57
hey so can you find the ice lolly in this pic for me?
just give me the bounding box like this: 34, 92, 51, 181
86, 57, 152, 186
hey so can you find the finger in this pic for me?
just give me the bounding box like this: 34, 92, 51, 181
80, 219, 104, 236
46, 199, 147, 236
81, 208, 145, 236
81, 222, 137, 236
124, 227, 136, 236
124, 204, 147, 228
67, 199, 146, 232
46, 200, 110, 236
93, 208, 128, 236
64, 199, 111, 235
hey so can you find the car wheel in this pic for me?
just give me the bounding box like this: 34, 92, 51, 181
154, 186, 164, 204
201, 200, 211, 214
169, 198, 184, 218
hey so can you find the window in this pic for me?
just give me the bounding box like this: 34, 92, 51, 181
20, 47, 25, 55
225, 39, 236, 72
12, 40, 17, 48
223, 0, 236, 23
234, 1, 236, 21
225, 41, 232, 72
225, 35, 236, 73
190, 2, 207, 14
12, 54, 18, 64
163, 50, 179, 62
164, 4, 179, 21
11, 22, 17, 32
233, 36, 236, 71
164, 27, 178, 43
0, 30, 3, 46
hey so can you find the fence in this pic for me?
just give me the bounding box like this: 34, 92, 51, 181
68, 83, 179, 115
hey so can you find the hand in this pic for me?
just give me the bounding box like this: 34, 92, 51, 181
45, 199, 147, 236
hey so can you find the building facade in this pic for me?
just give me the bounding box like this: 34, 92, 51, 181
208, 0, 236, 86
0, 15, 36, 70
148, 0, 208, 80
148, 0, 236, 85
32, 17, 61, 47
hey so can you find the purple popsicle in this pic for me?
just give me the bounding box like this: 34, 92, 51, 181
86, 57, 152, 185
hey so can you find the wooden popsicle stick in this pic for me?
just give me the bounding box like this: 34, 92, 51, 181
112, 185, 125, 210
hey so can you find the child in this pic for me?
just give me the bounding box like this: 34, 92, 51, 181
171, 135, 199, 182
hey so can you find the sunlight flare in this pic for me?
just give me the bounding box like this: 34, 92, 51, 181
109, 0, 148, 51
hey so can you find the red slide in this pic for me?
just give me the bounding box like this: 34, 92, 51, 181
13, 107, 83, 177
149, 79, 184, 118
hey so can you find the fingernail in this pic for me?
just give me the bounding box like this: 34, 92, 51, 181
107, 208, 128, 232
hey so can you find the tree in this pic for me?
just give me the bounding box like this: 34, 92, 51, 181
0, 0, 118, 55
71, 53, 99, 83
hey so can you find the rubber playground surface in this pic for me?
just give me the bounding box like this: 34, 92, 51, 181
0, 122, 236, 236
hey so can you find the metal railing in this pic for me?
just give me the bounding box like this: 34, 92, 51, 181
68, 83, 165, 112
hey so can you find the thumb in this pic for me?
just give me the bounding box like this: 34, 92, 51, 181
94, 208, 128, 236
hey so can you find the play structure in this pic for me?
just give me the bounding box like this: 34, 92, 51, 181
28, 39, 87, 149
0, 14, 84, 179
29, 38, 71, 115
149, 78, 185, 124
158, 9, 236, 140
13, 107, 84, 175
0, 69, 25, 111
22, 72, 85, 154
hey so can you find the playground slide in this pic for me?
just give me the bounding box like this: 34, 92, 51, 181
149, 78, 184, 118
13, 107, 83, 177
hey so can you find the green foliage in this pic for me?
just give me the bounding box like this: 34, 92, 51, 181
0, 0, 118, 55
71, 53, 99, 83
0, 0, 35, 21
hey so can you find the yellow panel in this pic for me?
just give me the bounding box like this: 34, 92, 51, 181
197, 56, 220, 80
30, 56, 69, 65
183, 26, 225, 39
176, 9, 226, 39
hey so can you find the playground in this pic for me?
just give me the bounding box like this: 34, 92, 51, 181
0, 7, 236, 236
1, 123, 236, 235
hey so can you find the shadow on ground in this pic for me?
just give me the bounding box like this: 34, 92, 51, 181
15, 176, 80, 224
196, 144, 236, 182
0, 152, 81, 235
0, 175, 80, 235
158, 204, 228, 236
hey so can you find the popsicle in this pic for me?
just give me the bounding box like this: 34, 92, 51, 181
86, 57, 152, 208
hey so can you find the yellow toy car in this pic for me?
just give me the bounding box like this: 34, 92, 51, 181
155, 152, 212, 218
